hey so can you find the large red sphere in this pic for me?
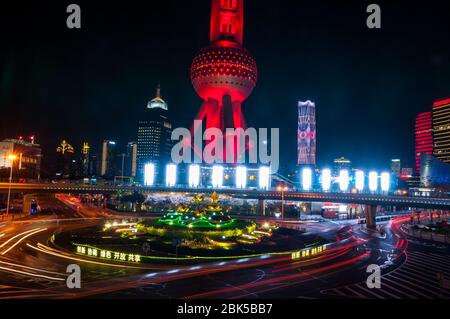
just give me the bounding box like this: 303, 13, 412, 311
191, 45, 258, 102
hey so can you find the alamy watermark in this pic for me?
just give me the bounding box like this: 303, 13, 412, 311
171, 120, 280, 173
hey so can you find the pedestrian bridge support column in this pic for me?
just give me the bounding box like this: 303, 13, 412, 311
257, 199, 266, 217
365, 205, 377, 230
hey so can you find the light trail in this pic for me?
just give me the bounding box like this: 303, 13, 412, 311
0, 260, 66, 276
185, 251, 370, 299
0, 228, 41, 248
1, 228, 48, 255
0, 265, 65, 282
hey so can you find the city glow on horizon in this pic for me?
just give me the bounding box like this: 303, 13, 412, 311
188, 165, 200, 188
355, 170, 364, 192
339, 169, 349, 192
259, 166, 270, 190
369, 171, 378, 192
144, 163, 155, 186
236, 166, 247, 189
381, 172, 390, 192
212, 165, 224, 188
302, 167, 312, 191
321, 168, 331, 192
166, 164, 177, 187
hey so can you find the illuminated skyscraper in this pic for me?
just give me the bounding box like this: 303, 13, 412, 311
101, 140, 117, 178
432, 98, 450, 164
390, 159, 401, 177
190, 0, 257, 162
125, 141, 137, 178
415, 111, 433, 173
297, 101, 316, 166
137, 85, 172, 182
81, 142, 90, 177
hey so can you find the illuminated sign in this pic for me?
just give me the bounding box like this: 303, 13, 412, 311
355, 170, 364, 192
321, 168, 331, 192
291, 244, 327, 260
259, 166, 270, 190
144, 163, 155, 186
369, 171, 378, 192
212, 165, 224, 188
75, 245, 141, 263
381, 172, 390, 192
302, 167, 312, 191
339, 169, 349, 192
236, 166, 247, 189
188, 164, 200, 188
166, 164, 177, 187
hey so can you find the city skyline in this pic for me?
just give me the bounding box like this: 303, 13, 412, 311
1, 1, 449, 172
0, 0, 449, 305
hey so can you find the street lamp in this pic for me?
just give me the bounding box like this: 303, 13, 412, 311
6, 154, 17, 216
277, 185, 289, 219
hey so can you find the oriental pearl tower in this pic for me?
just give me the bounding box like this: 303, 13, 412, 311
191, 0, 257, 162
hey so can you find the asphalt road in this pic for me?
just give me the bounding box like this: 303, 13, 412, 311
0, 195, 448, 299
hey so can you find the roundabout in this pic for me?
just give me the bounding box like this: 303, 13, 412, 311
53, 193, 331, 264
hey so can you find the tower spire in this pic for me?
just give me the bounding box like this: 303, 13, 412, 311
156, 82, 161, 98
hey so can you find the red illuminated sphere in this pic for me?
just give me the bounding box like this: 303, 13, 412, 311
191, 45, 258, 102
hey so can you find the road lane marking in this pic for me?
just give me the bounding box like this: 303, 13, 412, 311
395, 268, 450, 295
383, 276, 429, 298
386, 273, 438, 297
355, 284, 386, 299
409, 250, 450, 263
342, 287, 366, 298
380, 281, 417, 299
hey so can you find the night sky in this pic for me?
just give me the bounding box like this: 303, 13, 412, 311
1, 0, 450, 174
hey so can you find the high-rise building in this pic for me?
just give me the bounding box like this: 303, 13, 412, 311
56, 139, 75, 178
81, 142, 90, 177
432, 98, 450, 164
125, 142, 137, 178
137, 85, 172, 183
390, 159, 401, 177
101, 140, 117, 178
190, 0, 257, 163
415, 111, 433, 173
0, 138, 42, 180
297, 101, 316, 166
333, 157, 351, 176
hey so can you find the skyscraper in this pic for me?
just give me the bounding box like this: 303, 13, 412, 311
81, 142, 90, 177
390, 159, 401, 177
126, 141, 137, 178
0, 138, 42, 180
432, 98, 450, 164
137, 85, 172, 183
190, 0, 257, 163
101, 140, 117, 178
415, 111, 433, 173
297, 101, 316, 166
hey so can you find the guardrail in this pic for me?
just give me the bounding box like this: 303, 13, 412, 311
401, 224, 449, 244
